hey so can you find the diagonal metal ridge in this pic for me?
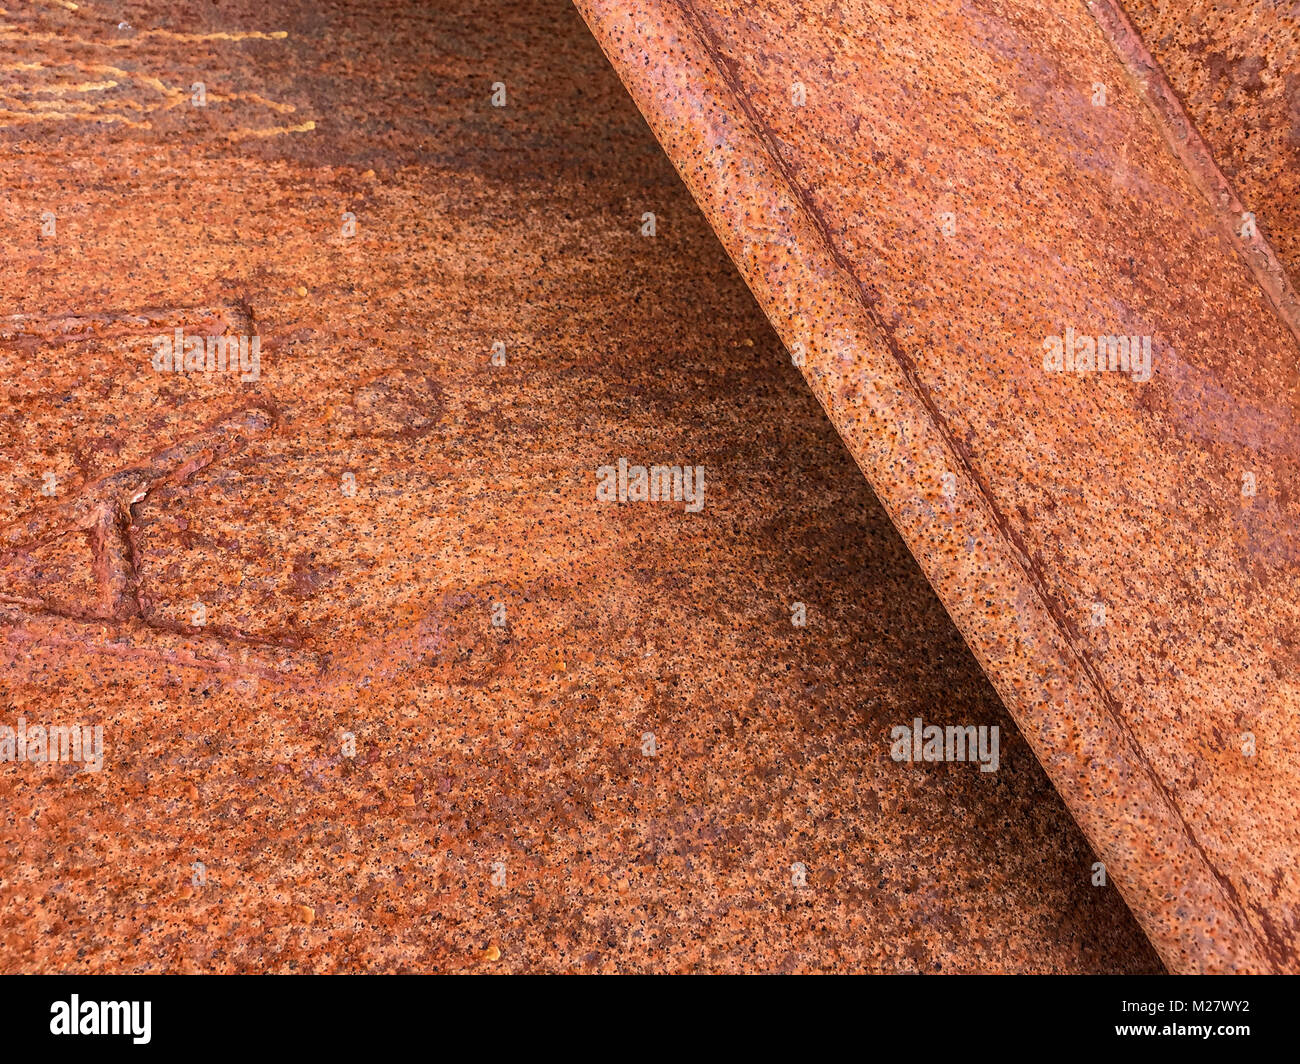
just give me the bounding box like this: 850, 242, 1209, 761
1084, 0, 1300, 354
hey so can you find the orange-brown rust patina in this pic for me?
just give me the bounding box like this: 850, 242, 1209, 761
572, 0, 1300, 972
0, 0, 1160, 973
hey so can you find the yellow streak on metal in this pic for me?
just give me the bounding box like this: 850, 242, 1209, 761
0, 108, 149, 128
18, 79, 119, 94
0, 29, 288, 46
0, 29, 302, 134
137, 29, 289, 42
1, 97, 103, 111
209, 91, 298, 115
223, 119, 315, 141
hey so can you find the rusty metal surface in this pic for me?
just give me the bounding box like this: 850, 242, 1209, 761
573, 0, 1300, 972
1086, 0, 1300, 355
1122, 1, 1300, 288
0, 0, 1163, 972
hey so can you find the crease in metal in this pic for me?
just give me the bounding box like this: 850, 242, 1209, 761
1084, 0, 1300, 356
